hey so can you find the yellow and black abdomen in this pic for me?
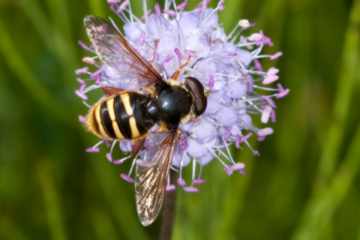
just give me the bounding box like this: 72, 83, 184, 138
86, 92, 155, 140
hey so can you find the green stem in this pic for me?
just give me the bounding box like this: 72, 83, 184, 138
292, 125, 360, 240
315, 0, 360, 189
292, 1, 360, 238
89, 0, 106, 16
37, 161, 67, 240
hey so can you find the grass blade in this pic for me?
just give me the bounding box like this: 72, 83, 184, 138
89, 0, 106, 16
0, 20, 68, 123
292, 125, 360, 240
37, 161, 67, 240
315, 0, 360, 188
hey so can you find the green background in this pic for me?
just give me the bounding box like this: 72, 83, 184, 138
0, 0, 359, 239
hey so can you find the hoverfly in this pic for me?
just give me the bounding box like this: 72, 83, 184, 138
83, 16, 207, 226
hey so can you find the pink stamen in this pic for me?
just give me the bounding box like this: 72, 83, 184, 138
75, 90, 88, 100
82, 57, 96, 65
193, 178, 206, 185
257, 128, 274, 137
276, 84, 290, 99
231, 163, 245, 173
78, 115, 86, 124
155, 3, 161, 16
208, 75, 215, 89
271, 110, 277, 122
75, 67, 89, 75
177, 177, 186, 187
224, 166, 234, 176
254, 60, 263, 71
270, 51, 283, 60
106, 153, 113, 162
177, 1, 188, 10
183, 186, 199, 193
120, 173, 134, 183
86, 146, 100, 153
261, 105, 272, 123
166, 184, 176, 192
174, 48, 183, 62
78, 41, 93, 52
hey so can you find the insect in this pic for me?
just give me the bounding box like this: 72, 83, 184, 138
83, 16, 207, 226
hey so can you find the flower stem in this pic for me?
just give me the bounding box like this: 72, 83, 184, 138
160, 171, 177, 240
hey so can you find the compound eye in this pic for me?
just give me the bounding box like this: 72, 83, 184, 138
185, 77, 207, 116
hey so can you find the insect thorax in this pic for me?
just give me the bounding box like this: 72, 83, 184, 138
154, 83, 193, 130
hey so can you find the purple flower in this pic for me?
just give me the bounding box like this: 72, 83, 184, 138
77, 0, 288, 190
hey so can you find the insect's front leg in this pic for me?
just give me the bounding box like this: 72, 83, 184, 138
170, 56, 192, 81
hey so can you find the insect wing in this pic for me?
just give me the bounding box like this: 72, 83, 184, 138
135, 132, 178, 226
84, 16, 163, 90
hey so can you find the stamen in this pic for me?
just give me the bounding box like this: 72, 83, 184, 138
142, 0, 148, 20
127, 155, 137, 178
261, 105, 272, 124
251, 45, 264, 58
193, 166, 205, 185
113, 155, 132, 165
78, 115, 86, 124
171, 0, 179, 19
82, 56, 98, 65
120, 173, 134, 183
166, 174, 176, 192
78, 41, 94, 52
75, 90, 88, 100
192, 159, 196, 181
155, 3, 162, 16
86, 140, 104, 153
237, 41, 259, 48
108, 17, 122, 34
241, 96, 262, 112
177, 157, 186, 186
164, 0, 170, 12
199, 0, 224, 28
75, 67, 89, 75
82, 101, 91, 109
222, 137, 235, 164
126, 0, 134, 22
227, 24, 241, 40
83, 84, 101, 94
243, 139, 260, 156
106, 140, 117, 163
253, 85, 278, 92
183, 185, 199, 193
177, 1, 188, 11
207, 147, 231, 167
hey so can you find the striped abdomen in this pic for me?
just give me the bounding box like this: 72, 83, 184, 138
86, 92, 156, 140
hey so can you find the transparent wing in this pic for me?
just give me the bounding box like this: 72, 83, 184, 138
135, 131, 178, 226
84, 16, 163, 90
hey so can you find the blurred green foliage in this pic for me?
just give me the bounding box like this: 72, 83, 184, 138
0, 0, 359, 239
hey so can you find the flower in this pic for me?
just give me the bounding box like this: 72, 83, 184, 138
76, 0, 289, 192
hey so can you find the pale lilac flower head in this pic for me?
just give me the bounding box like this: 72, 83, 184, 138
76, 0, 289, 191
